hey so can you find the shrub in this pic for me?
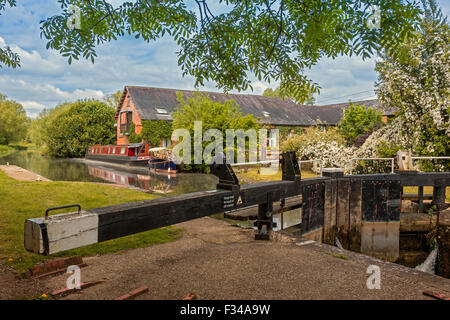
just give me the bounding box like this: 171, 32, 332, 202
0, 94, 28, 145
44, 100, 116, 157
338, 103, 383, 145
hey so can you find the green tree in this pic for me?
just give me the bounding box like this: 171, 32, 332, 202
0, 94, 28, 145
27, 110, 49, 147
28, 0, 421, 102
172, 92, 260, 172
44, 100, 116, 157
104, 90, 123, 109
338, 103, 382, 145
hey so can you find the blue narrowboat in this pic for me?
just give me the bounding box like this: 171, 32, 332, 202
148, 147, 178, 173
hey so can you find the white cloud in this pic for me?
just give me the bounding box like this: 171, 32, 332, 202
10, 44, 64, 75
20, 100, 46, 118
0, 77, 105, 115
306, 56, 378, 105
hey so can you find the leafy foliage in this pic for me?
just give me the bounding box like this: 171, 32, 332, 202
172, 92, 260, 172
279, 1, 449, 175
128, 120, 173, 147
376, 140, 402, 158
0, 94, 28, 145
0, 0, 20, 68
44, 100, 116, 157
273, 125, 304, 140
0, 46, 20, 68
338, 103, 383, 145
0, 0, 15, 12
281, 126, 346, 155
27, 110, 49, 147
39, 0, 421, 102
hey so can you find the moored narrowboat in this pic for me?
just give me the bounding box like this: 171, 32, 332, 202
148, 147, 178, 173
85, 143, 150, 167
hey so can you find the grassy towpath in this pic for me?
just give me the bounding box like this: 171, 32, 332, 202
0, 169, 181, 276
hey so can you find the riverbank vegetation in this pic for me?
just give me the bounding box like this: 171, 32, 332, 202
0, 143, 31, 158
0, 94, 28, 145
28, 100, 116, 158
374, 1, 449, 171
0, 170, 181, 276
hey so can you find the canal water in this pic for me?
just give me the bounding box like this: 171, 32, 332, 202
0, 151, 218, 195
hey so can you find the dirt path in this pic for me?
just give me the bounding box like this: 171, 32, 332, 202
0, 165, 50, 181
0, 264, 49, 300
34, 217, 450, 300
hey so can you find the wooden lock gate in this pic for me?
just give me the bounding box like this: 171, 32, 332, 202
24, 151, 303, 255
24, 151, 450, 260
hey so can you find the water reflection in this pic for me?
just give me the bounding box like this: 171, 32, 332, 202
1, 151, 218, 194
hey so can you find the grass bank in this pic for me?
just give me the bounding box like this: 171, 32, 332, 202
235, 168, 318, 183
0, 169, 182, 276
403, 186, 450, 202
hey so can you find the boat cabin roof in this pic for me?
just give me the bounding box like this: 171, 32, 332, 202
148, 147, 169, 152
128, 143, 146, 149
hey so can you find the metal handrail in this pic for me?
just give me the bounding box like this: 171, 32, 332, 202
230, 160, 278, 167
231, 156, 449, 174
230, 158, 324, 176
411, 156, 450, 160
410, 156, 450, 172
349, 157, 395, 175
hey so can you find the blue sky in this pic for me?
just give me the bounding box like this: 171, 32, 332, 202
1, 0, 449, 117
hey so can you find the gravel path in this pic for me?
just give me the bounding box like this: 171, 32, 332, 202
34, 217, 450, 300
0, 264, 49, 300
0, 165, 50, 181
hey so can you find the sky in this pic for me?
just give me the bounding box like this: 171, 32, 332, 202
0, 0, 449, 118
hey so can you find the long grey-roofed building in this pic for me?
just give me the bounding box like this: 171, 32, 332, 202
116, 86, 392, 145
